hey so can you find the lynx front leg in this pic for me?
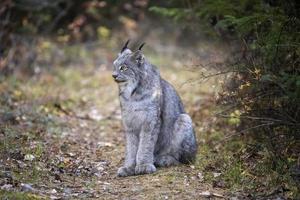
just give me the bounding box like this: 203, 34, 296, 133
135, 122, 160, 175
117, 133, 138, 177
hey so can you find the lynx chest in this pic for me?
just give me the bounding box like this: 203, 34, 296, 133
120, 97, 159, 132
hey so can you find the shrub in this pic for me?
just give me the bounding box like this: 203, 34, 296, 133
150, 0, 300, 197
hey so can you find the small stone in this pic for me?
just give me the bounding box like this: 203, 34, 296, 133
21, 183, 35, 192
199, 191, 211, 197
97, 142, 113, 147
63, 188, 72, 195
50, 189, 57, 194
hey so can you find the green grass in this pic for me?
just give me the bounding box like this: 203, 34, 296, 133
0, 191, 45, 200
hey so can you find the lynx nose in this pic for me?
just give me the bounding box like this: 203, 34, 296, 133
112, 73, 118, 79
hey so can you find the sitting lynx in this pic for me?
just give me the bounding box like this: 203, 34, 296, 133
112, 41, 197, 177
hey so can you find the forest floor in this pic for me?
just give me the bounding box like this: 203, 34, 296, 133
0, 42, 239, 199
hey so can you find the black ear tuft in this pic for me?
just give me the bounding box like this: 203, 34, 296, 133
138, 42, 145, 50
121, 39, 130, 53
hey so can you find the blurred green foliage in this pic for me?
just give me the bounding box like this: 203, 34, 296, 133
0, 0, 149, 74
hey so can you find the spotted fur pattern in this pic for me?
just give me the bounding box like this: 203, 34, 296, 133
112, 47, 197, 177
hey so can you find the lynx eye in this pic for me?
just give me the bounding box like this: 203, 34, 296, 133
119, 65, 128, 72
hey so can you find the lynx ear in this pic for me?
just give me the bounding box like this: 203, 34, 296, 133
121, 39, 130, 53
132, 50, 144, 65
138, 42, 145, 50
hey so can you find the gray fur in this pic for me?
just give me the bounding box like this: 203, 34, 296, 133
112, 46, 197, 177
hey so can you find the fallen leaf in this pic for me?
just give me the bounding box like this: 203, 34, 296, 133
213, 172, 221, 177
199, 191, 224, 198
24, 154, 35, 161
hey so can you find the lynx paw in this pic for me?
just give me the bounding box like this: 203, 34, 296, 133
154, 155, 179, 167
117, 166, 135, 177
135, 164, 156, 175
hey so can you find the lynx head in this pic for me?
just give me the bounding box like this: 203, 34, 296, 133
112, 40, 145, 84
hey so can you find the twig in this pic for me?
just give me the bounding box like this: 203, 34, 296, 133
220, 122, 274, 142
217, 113, 300, 126
272, 17, 296, 68
180, 70, 237, 87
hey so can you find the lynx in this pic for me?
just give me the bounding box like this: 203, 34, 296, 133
112, 40, 197, 176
